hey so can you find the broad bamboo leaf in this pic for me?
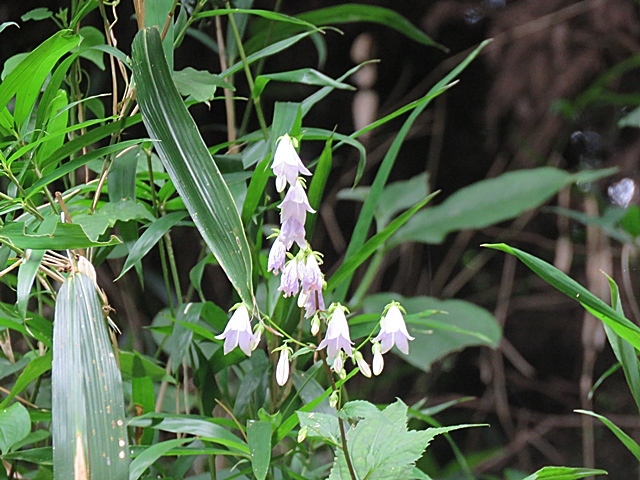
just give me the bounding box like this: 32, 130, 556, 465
0, 222, 120, 250
485, 243, 640, 350
247, 420, 271, 480
0, 30, 79, 129
0, 402, 31, 454
245, 4, 445, 54
52, 273, 129, 480
194, 8, 318, 29
131, 27, 254, 306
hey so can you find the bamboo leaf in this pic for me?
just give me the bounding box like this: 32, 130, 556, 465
0, 222, 120, 250
129, 438, 189, 480
131, 27, 254, 306
484, 243, 640, 350
52, 273, 129, 480
247, 420, 272, 480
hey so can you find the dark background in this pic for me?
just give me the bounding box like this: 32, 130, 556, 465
3, 0, 640, 477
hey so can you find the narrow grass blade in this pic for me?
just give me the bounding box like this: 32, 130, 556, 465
52, 273, 129, 479
575, 409, 640, 461
131, 27, 254, 306
484, 243, 640, 350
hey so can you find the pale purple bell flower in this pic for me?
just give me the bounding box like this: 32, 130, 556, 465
272, 134, 311, 192
299, 252, 323, 293
215, 304, 258, 356
279, 180, 315, 225
279, 258, 300, 297
280, 216, 307, 249
267, 236, 287, 274
372, 304, 415, 355
317, 305, 353, 360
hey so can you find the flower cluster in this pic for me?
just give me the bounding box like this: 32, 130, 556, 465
268, 134, 326, 318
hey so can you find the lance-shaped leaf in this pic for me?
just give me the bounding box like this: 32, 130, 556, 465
52, 273, 129, 479
131, 27, 254, 306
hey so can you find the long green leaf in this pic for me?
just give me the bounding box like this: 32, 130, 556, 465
129, 438, 189, 480
131, 27, 254, 306
52, 273, 129, 479
575, 409, 640, 462
0, 30, 79, 129
117, 211, 188, 280
603, 274, 640, 413
247, 420, 271, 480
327, 192, 437, 291
0, 222, 120, 250
0, 352, 51, 409
484, 243, 640, 350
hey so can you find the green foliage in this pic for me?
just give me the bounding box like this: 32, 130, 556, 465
0, 403, 31, 454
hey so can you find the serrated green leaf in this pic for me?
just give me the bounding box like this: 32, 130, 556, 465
131, 27, 254, 306
52, 273, 129, 479
0, 402, 31, 454
0, 222, 120, 250
173, 67, 234, 102
73, 199, 155, 241
117, 211, 187, 279
129, 438, 189, 480
485, 243, 640, 350
297, 411, 340, 445
21, 8, 53, 22
247, 420, 271, 480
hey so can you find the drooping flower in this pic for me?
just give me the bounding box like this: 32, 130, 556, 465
267, 236, 287, 274
215, 304, 258, 356
332, 351, 345, 376
372, 342, 384, 376
280, 216, 307, 249
272, 134, 311, 192
317, 305, 353, 361
354, 351, 372, 378
276, 347, 292, 386
299, 251, 323, 293
298, 287, 325, 318
279, 258, 300, 297
372, 303, 415, 355
279, 180, 315, 224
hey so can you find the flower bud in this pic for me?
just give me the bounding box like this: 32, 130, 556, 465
297, 426, 308, 443
276, 347, 291, 386
354, 351, 372, 378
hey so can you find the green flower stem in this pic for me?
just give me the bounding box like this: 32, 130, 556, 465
225, 3, 269, 139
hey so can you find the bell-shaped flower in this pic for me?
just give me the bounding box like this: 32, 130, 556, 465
215, 304, 258, 356
272, 134, 311, 192
298, 287, 325, 318
317, 305, 353, 361
372, 303, 414, 355
279, 180, 315, 226
354, 351, 372, 378
267, 236, 287, 274
280, 216, 307, 249
275, 347, 292, 386
279, 257, 300, 297
372, 342, 384, 376
299, 251, 323, 293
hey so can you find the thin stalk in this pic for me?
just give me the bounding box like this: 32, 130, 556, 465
317, 332, 357, 480
160, 0, 180, 41
215, 13, 238, 154
225, 3, 269, 139
163, 228, 183, 303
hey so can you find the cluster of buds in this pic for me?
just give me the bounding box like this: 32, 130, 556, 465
268, 134, 326, 318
